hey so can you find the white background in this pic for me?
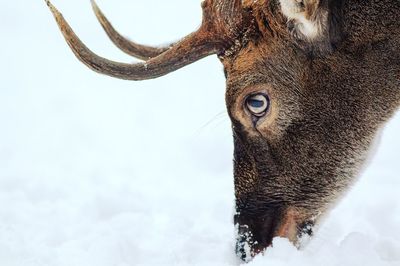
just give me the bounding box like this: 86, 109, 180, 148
0, 0, 399, 265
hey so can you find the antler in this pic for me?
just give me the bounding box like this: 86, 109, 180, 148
45, 0, 252, 81
91, 0, 171, 60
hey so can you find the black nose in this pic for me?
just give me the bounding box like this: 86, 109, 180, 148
235, 213, 316, 261
235, 222, 272, 262
234, 209, 282, 261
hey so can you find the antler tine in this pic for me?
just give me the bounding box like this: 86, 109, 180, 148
91, 0, 171, 60
45, 0, 251, 81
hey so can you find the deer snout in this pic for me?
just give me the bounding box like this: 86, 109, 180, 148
234, 207, 314, 261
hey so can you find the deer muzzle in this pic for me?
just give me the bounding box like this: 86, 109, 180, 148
234, 207, 314, 261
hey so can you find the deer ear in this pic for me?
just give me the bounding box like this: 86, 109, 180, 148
304, 0, 319, 20
279, 0, 328, 41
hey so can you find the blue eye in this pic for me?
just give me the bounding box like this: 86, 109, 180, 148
245, 94, 269, 116
248, 99, 265, 108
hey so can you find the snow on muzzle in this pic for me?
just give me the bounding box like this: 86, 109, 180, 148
234, 207, 315, 261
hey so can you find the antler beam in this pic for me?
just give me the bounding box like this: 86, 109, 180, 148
45, 0, 251, 81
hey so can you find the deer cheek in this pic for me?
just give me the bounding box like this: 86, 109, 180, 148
254, 100, 280, 138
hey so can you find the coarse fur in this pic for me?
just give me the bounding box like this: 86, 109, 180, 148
225, 0, 400, 259
45, 0, 400, 261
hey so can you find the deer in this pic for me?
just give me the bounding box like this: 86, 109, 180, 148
44, 0, 399, 261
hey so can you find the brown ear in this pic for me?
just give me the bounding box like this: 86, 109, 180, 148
279, 0, 325, 40
304, 0, 320, 20
279, 0, 343, 54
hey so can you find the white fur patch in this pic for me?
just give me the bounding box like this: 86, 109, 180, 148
279, 0, 323, 40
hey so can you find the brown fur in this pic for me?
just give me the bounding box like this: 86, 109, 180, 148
225, 0, 400, 260
45, 0, 400, 261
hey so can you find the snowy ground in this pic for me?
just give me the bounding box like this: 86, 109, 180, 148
0, 0, 399, 265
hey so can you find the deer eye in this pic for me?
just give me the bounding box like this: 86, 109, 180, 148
245, 94, 270, 117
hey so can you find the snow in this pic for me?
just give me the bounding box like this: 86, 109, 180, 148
0, 0, 399, 265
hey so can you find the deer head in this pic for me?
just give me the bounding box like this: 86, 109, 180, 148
45, 0, 399, 261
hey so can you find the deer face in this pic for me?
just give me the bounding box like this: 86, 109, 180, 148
45, 0, 399, 261
223, 38, 365, 258
221, 1, 400, 255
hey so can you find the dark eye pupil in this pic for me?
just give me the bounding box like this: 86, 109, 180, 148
245, 94, 270, 117
248, 99, 264, 108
